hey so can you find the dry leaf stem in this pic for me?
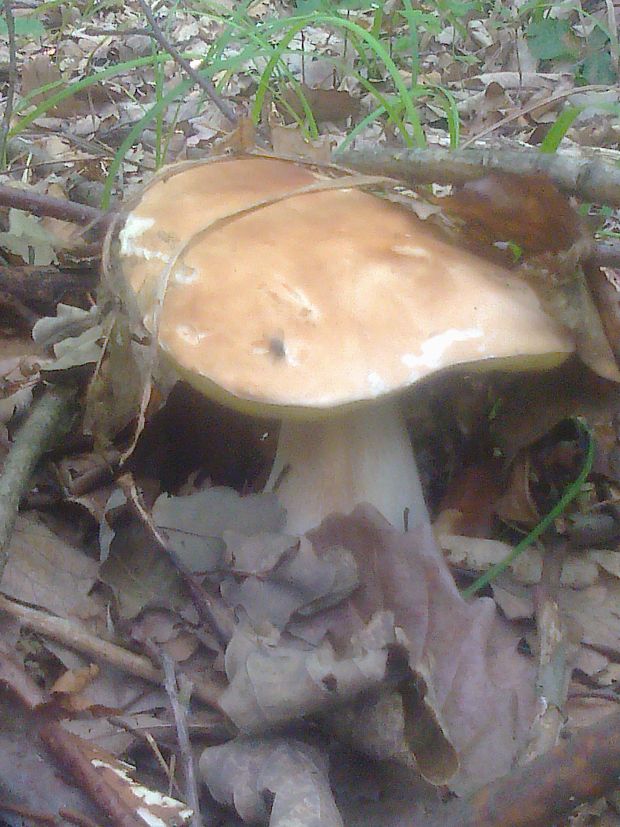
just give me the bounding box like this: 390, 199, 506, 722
118, 473, 235, 647
0, 386, 74, 582
338, 146, 620, 208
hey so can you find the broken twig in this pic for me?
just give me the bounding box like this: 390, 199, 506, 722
0, 386, 74, 582
0, 593, 223, 709
136, 0, 237, 126
436, 708, 620, 827
338, 145, 620, 207
153, 646, 204, 827
0, 184, 111, 228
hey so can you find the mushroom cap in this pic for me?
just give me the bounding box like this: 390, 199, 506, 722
117, 156, 575, 415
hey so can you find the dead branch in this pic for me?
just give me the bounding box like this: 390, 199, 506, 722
0, 184, 111, 228
0, 386, 74, 582
136, 0, 237, 126
40, 724, 148, 827
434, 709, 620, 827
0, 593, 224, 709
0, 264, 98, 315
337, 146, 620, 207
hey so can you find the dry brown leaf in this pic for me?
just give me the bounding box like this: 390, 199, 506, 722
219, 611, 406, 734
307, 507, 537, 794
51, 662, 99, 695
21, 54, 87, 118
270, 122, 333, 162
2, 513, 99, 617
200, 735, 344, 827
278, 84, 361, 123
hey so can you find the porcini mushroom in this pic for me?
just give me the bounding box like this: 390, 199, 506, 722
116, 156, 574, 535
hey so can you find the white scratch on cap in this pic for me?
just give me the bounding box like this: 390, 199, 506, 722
402, 327, 483, 378
391, 244, 432, 259
367, 371, 387, 395
119, 214, 170, 261
266, 280, 322, 323
174, 264, 199, 284
176, 324, 209, 345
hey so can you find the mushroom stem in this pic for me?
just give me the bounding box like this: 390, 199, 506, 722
265, 401, 427, 536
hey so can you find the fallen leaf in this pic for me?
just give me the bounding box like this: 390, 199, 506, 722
153, 487, 285, 574
307, 507, 537, 794
200, 735, 344, 827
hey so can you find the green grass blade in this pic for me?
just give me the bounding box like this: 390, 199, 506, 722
539, 105, 582, 153
462, 418, 594, 598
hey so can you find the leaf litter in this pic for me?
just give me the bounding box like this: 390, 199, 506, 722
2, 0, 620, 823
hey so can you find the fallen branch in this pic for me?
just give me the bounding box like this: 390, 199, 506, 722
0, 184, 111, 228
40, 724, 148, 827
0, 386, 74, 582
337, 146, 620, 207
0, 264, 98, 316
0, 593, 224, 709
435, 708, 620, 827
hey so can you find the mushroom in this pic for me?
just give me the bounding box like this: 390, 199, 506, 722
116, 156, 575, 536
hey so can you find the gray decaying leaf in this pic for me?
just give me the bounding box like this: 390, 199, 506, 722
99, 517, 186, 620
219, 611, 407, 732
220, 534, 359, 630
216, 506, 536, 793
98, 486, 286, 619
200, 736, 344, 827
84, 313, 152, 446
32, 303, 101, 349
152, 487, 285, 573
303, 506, 537, 795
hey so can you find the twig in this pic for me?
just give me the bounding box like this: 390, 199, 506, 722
0, 386, 74, 582
0, 592, 224, 709
40, 724, 148, 827
520, 539, 573, 763
152, 645, 203, 827
460, 84, 610, 148
0, 0, 17, 168
0, 264, 98, 316
0, 184, 111, 228
58, 808, 105, 827
135, 0, 237, 126
337, 145, 620, 207
593, 238, 620, 268
433, 708, 620, 827
117, 473, 235, 648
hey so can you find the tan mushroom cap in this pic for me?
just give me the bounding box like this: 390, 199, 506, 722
118, 156, 575, 414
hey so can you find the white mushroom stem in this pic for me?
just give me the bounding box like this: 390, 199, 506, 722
265, 400, 427, 536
